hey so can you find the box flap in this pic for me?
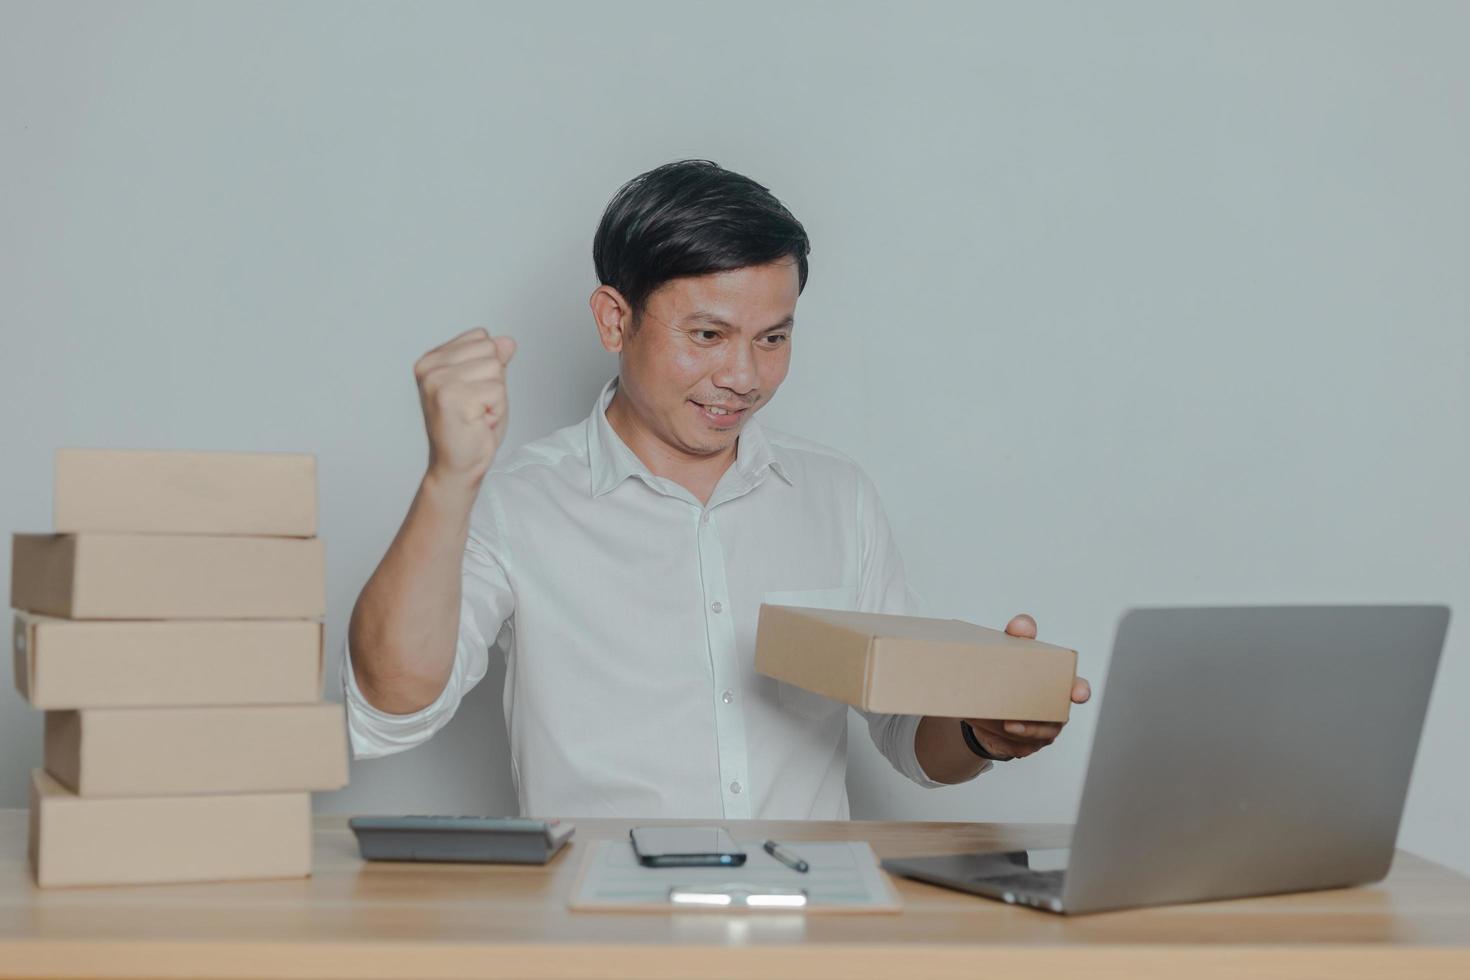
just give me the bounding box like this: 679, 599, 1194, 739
12, 613, 34, 700
10, 534, 77, 618
315, 622, 326, 690
27, 770, 42, 881
30, 767, 68, 803
42, 712, 84, 793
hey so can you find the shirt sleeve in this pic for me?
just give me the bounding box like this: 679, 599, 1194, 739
342, 482, 516, 760
852, 468, 993, 786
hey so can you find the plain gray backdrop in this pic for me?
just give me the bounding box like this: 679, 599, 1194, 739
2, 1, 1467, 874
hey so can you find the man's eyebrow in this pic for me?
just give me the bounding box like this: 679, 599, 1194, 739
682, 310, 795, 332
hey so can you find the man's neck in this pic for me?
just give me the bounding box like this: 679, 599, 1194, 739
604, 389, 737, 506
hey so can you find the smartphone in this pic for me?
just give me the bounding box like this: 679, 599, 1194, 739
629, 826, 747, 867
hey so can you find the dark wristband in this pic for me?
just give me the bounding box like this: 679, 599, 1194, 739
960, 719, 1010, 762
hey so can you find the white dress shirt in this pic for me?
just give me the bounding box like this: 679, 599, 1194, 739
343, 377, 988, 819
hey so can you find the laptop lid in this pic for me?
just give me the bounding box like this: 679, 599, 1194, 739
1060, 605, 1448, 914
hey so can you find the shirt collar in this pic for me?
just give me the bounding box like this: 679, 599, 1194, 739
586, 377, 793, 498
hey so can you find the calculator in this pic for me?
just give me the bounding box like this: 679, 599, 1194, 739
348, 815, 575, 864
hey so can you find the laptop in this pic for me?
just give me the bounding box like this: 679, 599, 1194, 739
881, 605, 1450, 914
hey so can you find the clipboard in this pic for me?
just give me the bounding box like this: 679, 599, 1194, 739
568, 839, 902, 913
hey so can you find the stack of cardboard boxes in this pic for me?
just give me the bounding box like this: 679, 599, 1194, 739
11, 449, 348, 887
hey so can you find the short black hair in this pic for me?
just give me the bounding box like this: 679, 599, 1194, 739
592, 159, 810, 322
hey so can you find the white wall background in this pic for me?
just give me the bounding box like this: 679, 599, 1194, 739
3, 1, 1467, 873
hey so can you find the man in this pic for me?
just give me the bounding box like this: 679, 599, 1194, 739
344, 159, 1091, 819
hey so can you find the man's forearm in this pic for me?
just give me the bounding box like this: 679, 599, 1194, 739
914, 716, 988, 784
347, 471, 481, 714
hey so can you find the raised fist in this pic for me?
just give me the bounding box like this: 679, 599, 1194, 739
413, 327, 517, 487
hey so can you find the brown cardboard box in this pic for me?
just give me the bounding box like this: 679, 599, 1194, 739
14, 612, 323, 709
54, 448, 317, 537
44, 703, 349, 797
10, 533, 325, 619
28, 769, 311, 887
755, 605, 1078, 722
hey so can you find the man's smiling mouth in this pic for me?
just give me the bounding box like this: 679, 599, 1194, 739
690, 399, 752, 425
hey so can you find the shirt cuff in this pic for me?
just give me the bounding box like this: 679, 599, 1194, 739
889, 713, 947, 788
911, 715, 995, 785
341, 635, 458, 759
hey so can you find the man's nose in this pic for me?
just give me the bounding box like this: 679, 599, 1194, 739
712, 342, 758, 395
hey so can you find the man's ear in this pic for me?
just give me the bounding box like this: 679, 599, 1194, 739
590, 285, 634, 354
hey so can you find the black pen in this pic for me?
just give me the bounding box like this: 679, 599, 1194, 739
763, 839, 810, 873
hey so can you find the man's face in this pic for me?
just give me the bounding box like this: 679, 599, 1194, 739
615, 259, 798, 460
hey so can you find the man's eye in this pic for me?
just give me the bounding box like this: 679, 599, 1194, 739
763, 334, 789, 345
695, 330, 720, 341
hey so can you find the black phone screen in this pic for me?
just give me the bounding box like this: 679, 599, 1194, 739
629, 826, 748, 867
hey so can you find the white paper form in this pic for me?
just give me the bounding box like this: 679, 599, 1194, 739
568, 839, 901, 913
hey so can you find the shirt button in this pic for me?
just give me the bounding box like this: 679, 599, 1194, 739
730, 781, 742, 794
722, 690, 734, 704
700, 513, 710, 526
710, 601, 723, 614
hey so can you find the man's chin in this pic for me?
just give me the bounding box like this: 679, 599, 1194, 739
679, 422, 742, 457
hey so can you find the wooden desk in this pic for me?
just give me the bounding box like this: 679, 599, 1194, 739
1, 810, 1467, 978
